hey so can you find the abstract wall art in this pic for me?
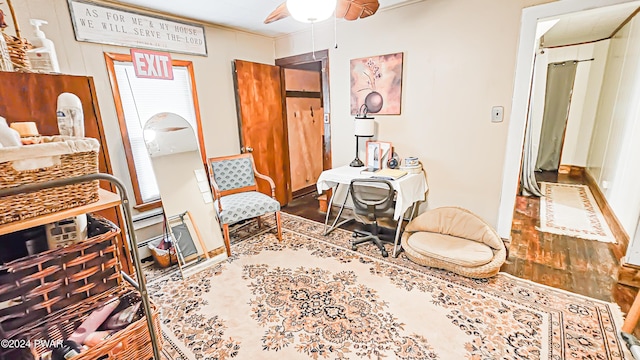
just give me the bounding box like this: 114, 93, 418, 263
350, 52, 403, 115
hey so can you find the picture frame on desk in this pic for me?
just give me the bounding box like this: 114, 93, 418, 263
366, 141, 392, 169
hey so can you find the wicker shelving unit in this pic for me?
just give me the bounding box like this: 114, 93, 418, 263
0, 173, 161, 359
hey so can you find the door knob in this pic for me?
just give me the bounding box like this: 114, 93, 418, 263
241, 146, 254, 153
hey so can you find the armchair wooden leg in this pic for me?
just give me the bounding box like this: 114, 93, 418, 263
257, 216, 262, 229
275, 211, 282, 241
222, 223, 231, 257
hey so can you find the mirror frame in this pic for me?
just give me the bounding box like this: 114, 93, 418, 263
104, 52, 208, 210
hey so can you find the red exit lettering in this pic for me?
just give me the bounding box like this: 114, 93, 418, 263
130, 49, 174, 80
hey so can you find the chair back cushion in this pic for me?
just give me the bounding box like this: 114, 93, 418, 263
405, 207, 504, 250
210, 157, 256, 191
349, 179, 395, 219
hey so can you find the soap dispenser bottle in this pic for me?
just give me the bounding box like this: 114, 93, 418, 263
27, 19, 60, 73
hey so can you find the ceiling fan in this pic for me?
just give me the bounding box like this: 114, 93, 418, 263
264, 0, 380, 24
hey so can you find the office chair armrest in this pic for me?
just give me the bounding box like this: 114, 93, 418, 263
254, 171, 277, 198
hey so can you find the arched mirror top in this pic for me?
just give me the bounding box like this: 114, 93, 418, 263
143, 112, 199, 158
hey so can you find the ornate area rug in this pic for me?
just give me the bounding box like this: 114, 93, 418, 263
148, 213, 628, 359
539, 182, 616, 242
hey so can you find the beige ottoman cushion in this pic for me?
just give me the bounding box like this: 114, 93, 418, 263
406, 232, 494, 267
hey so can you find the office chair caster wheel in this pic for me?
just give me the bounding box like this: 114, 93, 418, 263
351, 244, 357, 251
381, 249, 388, 257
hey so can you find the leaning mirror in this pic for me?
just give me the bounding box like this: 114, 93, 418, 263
143, 112, 225, 278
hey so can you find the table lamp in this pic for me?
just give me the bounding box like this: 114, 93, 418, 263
350, 105, 375, 167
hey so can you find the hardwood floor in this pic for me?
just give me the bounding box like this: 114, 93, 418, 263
503, 172, 635, 305
282, 175, 639, 333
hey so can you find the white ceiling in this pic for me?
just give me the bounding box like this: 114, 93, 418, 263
541, 2, 640, 48
112, 0, 419, 37
109, 0, 640, 47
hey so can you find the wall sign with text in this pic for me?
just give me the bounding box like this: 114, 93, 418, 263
131, 49, 173, 80
68, 0, 207, 56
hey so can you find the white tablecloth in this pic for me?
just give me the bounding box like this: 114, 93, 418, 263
316, 166, 428, 220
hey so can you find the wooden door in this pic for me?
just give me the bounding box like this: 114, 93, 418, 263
233, 60, 291, 205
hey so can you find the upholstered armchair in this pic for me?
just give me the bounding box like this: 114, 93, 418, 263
401, 207, 507, 278
208, 153, 282, 256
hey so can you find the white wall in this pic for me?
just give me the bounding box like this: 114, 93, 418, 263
276, 0, 541, 227
528, 42, 608, 168
586, 14, 640, 262
3, 0, 275, 238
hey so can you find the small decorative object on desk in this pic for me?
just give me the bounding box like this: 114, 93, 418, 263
404, 157, 419, 167
400, 158, 423, 174
387, 151, 400, 169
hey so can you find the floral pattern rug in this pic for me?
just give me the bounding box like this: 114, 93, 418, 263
539, 182, 616, 243
147, 213, 629, 359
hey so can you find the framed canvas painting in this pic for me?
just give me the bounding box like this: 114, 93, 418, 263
366, 141, 382, 169
350, 52, 404, 115
365, 141, 393, 169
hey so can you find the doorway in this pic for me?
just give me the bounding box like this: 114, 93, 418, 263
276, 50, 332, 198
233, 50, 331, 205
497, 0, 640, 241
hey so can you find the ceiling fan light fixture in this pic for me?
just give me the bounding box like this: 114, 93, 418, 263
286, 0, 337, 23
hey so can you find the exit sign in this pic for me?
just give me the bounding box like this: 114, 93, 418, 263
130, 48, 173, 80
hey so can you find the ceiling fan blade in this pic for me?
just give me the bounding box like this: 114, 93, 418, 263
337, 0, 380, 21
264, 2, 290, 24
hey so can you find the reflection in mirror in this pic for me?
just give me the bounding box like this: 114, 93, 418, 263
143, 112, 225, 278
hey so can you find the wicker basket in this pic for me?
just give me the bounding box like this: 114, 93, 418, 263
0, 215, 162, 359
0, 136, 100, 225
148, 237, 177, 268
2, 31, 32, 71
0, 0, 33, 72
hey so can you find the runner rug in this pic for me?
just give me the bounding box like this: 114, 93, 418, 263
539, 182, 616, 243
149, 213, 628, 359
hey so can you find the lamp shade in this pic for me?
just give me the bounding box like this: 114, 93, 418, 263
286, 0, 337, 23
354, 118, 375, 137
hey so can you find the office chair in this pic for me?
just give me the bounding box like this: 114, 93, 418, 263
349, 178, 396, 257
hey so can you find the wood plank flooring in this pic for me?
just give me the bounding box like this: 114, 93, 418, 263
282, 174, 639, 333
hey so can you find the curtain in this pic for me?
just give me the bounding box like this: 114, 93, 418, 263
521, 107, 543, 196
521, 53, 543, 197
535, 61, 578, 171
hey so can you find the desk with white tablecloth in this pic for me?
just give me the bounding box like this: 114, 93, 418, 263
316, 166, 428, 256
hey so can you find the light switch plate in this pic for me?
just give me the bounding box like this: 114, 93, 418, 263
491, 106, 504, 122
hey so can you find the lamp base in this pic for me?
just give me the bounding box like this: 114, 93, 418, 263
350, 157, 365, 167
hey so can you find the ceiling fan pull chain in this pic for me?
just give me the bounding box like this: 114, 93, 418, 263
334, 11, 338, 49
311, 21, 316, 60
